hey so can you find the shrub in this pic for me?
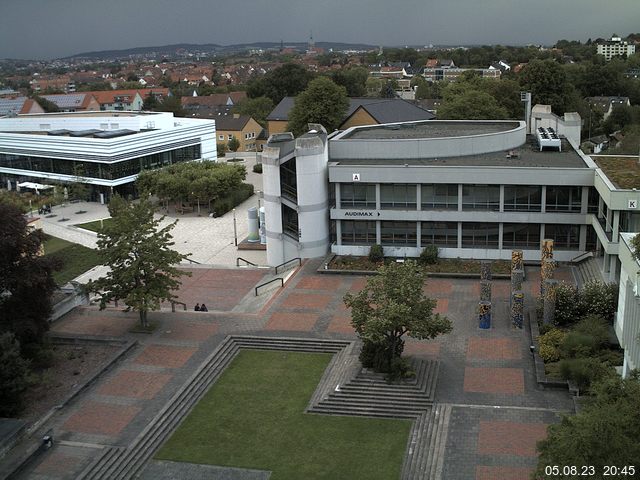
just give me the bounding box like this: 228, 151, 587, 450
0, 333, 31, 417
558, 357, 613, 392
579, 281, 618, 324
418, 244, 439, 265
252, 163, 263, 174
210, 183, 254, 217
369, 244, 384, 263
554, 282, 579, 326
538, 328, 567, 362
560, 331, 601, 358
217, 142, 227, 157
596, 348, 624, 367
573, 314, 610, 349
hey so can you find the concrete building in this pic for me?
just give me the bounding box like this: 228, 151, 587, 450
597, 36, 636, 61
0, 111, 216, 201
614, 233, 640, 377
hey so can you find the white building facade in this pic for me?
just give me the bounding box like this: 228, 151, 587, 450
0, 111, 216, 200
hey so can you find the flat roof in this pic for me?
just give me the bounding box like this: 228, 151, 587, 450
593, 156, 640, 189
17, 111, 160, 118
330, 136, 588, 169
339, 120, 521, 140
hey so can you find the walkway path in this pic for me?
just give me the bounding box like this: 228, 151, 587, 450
8, 261, 575, 480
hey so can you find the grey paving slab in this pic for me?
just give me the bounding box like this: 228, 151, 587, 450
140, 458, 271, 479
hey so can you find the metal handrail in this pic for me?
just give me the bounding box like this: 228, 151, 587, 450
183, 257, 201, 265
255, 277, 284, 296
275, 257, 302, 275
236, 257, 258, 267
170, 300, 187, 312
570, 251, 594, 264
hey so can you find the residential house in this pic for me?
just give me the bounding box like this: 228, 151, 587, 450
41, 93, 100, 112
215, 114, 263, 152
30, 75, 75, 93
85, 88, 171, 111
587, 96, 631, 120
0, 97, 45, 116
266, 97, 435, 136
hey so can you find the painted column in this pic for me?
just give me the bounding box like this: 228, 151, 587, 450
511, 290, 524, 329
479, 301, 491, 329
480, 281, 492, 302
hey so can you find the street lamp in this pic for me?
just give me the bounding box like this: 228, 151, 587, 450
233, 208, 238, 246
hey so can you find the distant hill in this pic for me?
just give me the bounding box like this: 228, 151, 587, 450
63, 41, 379, 60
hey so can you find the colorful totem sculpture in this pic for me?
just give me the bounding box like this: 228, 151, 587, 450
543, 279, 558, 325
511, 291, 524, 328
479, 301, 491, 329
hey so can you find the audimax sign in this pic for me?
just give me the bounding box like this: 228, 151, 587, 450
344, 211, 381, 217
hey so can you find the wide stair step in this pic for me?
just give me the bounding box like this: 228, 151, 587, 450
79, 336, 352, 480
402, 403, 452, 480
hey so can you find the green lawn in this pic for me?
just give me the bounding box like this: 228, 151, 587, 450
43, 236, 102, 285
75, 218, 113, 232
156, 350, 412, 480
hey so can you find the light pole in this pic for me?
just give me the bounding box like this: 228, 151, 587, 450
233, 208, 238, 246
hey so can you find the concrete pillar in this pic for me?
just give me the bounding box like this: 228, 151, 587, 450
499, 185, 505, 213
479, 301, 491, 329
457, 222, 462, 249
580, 186, 589, 215
262, 145, 285, 267
416, 184, 422, 211
498, 223, 504, 250
612, 210, 620, 241
579, 225, 587, 251
336, 220, 342, 246
609, 255, 618, 283
511, 291, 524, 329
458, 184, 463, 211
375, 184, 381, 210
541, 185, 547, 213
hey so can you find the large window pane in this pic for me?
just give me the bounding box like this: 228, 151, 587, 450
462, 185, 500, 211
503, 223, 540, 248
340, 183, 376, 209
504, 186, 541, 212
282, 204, 299, 239
462, 222, 499, 248
546, 186, 582, 212
421, 222, 458, 247
381, 221, 416, 245
341, 220, 376, 245
380, 184, 417, 210
421, 184, 458, 210
545, 224, 580, 249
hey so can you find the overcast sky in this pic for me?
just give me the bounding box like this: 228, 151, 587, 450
1, 0, 638, 60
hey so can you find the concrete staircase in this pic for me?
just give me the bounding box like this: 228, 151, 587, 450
308, 359, 439, 419
401, 404, 452, 480
575, 257, 604, 287
76, 335, 444, 480
77, 336, 350, 480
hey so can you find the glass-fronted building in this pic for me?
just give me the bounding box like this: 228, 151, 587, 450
0, 111, 216, 200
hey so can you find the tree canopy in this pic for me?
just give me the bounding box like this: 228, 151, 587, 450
438, 87, 509, 120
535, 373, 640, 476
247, 63, 315, 104
343, 260, 452, 372
87, 196, 190, 327
0, 202, 58, 353
518, 59, 578, 114
232, 96, 274, 128
287, 76, 349, 136
136, 161, 246, 210
331, 67, 369, 97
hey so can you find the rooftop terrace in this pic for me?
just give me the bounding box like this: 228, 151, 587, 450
340, 120, 521, 140
331, 136, 588, 169
593, 156, 640, 189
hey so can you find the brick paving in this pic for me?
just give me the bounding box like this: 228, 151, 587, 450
97, 370, 172, 399
476, 466, 534, 480
467, 337, 522, 360
22, 262, 577, 480
63, 401, 141, 436
265, 312, 319, 331
464, 367, 525, 394
133, 344, 198, 369
477, 421, 548, 457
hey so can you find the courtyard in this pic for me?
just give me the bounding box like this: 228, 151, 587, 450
6, 259, 576, 480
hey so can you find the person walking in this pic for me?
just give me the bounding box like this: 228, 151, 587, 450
194, 303, 201, 311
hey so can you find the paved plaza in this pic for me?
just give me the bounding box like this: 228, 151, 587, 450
7, 259, 576, 479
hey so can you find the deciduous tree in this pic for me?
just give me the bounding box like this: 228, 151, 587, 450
87, 196, 190, 327
287, 77, 349, 136
0, 202, 58, 352
343, 261, 452, 373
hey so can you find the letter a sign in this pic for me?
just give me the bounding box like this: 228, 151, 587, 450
352, 173, 361, 182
